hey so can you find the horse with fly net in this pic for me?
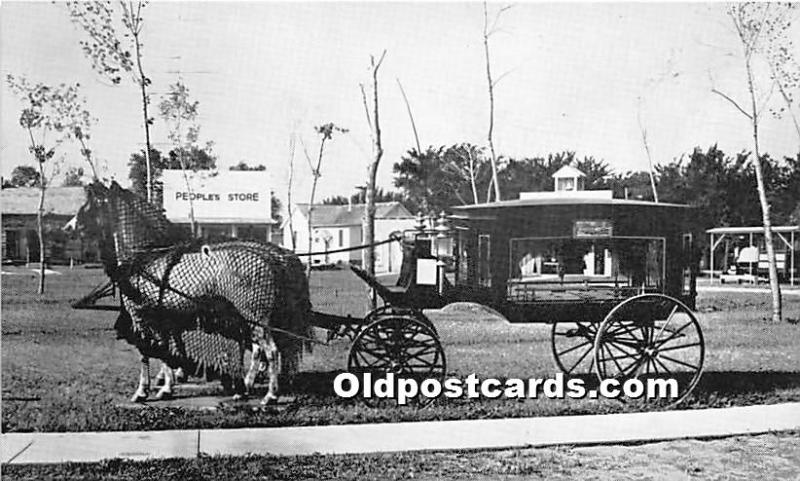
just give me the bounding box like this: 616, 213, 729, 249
73, 181, 313, 404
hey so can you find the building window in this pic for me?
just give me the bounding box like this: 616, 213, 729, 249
339, 230, 344, 247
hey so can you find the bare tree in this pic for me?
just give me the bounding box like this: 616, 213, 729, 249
482, 2, 511, 203
636, 98, 660, 202
6, 76, 91, 293
442, 144, 488, 204
159, 80, 200, 236
711, 3, 786, 322
300, 122, 348, 277
286, 133, 297, 250
360, 51, 387, 283
67, 1, 155, 202
396, 77, 422, 153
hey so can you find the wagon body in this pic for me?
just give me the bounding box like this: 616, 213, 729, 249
445, 197, 700, 323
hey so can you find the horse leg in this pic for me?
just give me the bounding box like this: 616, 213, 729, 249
154, 363, 174, 400
131, 356, 150, 403
154, 362, 166, 387
260, 337, 281, 405
242, 341, 262, 400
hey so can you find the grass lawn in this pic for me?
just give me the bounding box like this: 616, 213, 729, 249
4, 431, 800, 480
2, 267, 800, 432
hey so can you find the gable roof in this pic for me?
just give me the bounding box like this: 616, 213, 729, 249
552, 165, 586, 178
1, 186, 86, 216
294, 202, 413, 227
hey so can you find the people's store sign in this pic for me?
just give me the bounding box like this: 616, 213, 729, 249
162, 170, 273, 221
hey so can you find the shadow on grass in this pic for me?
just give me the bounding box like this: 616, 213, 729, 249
687, 371, 800, 405
283, 370, 800, 406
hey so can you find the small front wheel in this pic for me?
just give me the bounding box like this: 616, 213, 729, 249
347, 315, 446, 408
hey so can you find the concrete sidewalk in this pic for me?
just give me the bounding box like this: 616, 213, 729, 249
3, 403, 800, 464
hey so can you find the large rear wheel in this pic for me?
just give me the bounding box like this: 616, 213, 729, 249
594, 294, 704, 408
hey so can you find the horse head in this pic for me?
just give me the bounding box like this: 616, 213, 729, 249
72, 180, 112, 239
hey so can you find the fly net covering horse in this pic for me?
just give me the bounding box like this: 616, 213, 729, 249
76, 181, 312, 405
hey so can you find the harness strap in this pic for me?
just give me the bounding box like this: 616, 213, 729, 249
294, 236, 399, 256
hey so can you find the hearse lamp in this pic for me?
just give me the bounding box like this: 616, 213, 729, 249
434, 211, 453, 259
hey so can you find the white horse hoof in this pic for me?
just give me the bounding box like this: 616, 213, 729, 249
260, 394, 278, 406
154, 389, 172, 400
131, 391, 148, 403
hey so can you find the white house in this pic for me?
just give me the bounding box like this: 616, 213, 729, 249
284, 201, 416, 273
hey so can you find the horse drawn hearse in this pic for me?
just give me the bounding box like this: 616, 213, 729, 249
73, 181, 704, 407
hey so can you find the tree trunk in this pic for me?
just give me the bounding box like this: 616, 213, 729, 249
307, 138, 326, 278
746, 57, 782, 322
483, 1, 502, 203
132, 23, 153, 203
363, 51, 386, 311
37, 167, 46, 294
468, 150, 480, 204
287, 134, 296, 250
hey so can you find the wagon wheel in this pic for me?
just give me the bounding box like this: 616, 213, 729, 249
364, 306, 437, 336
551, 322, 598, 376
594, 294, 704, 408
348, 315, 446, 408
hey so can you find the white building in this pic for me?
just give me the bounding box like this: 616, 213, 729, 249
161, 170, 278, 241
285, 202, 416, 273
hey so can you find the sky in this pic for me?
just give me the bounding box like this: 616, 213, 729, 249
1, 2, 799, 205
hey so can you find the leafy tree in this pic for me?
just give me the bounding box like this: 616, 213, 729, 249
322, 188, 404, 205
128, 148, 164, 197
763, 4, 800, 143
6, 75, 90, 293
165, 146, 216, 171
574, 157, 612, 189
441, 143, 493, 204
67, 1, 154, 201
9, 165, 42, 187
62, 166, 86, 186
498, 152, 575, 199
127, 146, 216, 203
300, 122, 348, 277
393, 146, 454, 215
229, 161, 266, 171
710, 3, 792, 321
159, 80, 205, 235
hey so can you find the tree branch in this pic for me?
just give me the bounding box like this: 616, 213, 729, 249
711, 87, 753, 120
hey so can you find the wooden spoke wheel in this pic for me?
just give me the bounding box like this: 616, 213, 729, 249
348, 315, 446, 408
594, 294, 704, 408
364, 306, 437, 335
551, 322, 598, 376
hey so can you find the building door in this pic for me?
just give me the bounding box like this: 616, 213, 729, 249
4, 230, 19, 260
478, 234, 491, 287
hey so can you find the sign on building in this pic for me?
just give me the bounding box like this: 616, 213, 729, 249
162, 170, 273, 223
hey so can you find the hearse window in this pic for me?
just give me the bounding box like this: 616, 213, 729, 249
508, 236, 665, 291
